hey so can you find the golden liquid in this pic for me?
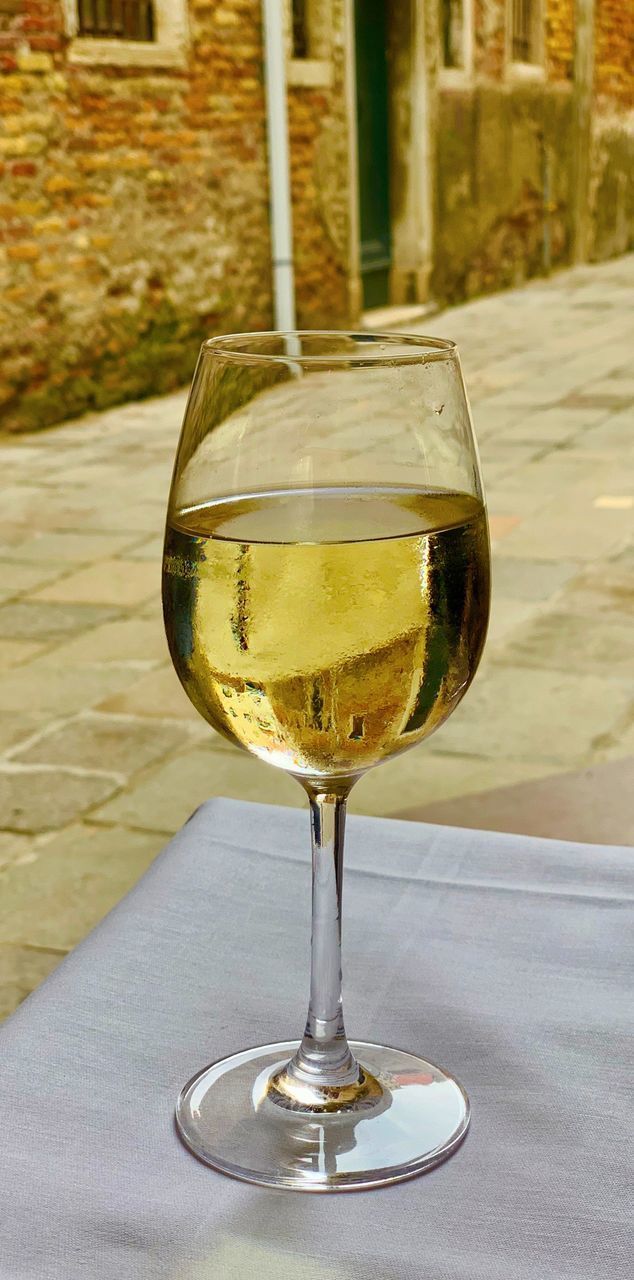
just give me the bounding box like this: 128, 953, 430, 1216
163, 487, 490, 779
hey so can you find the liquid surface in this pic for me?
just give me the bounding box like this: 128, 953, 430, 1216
163, 487, 490, 779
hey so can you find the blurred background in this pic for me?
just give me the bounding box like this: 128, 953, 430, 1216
0, 0, 632, 1017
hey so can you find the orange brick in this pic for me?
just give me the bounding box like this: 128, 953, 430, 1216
7, 242, 40, 261
45, 173, 75, 193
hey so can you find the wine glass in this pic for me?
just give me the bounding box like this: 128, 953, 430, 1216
162, 331, 490, 1191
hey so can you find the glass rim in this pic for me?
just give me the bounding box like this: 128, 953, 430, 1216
201, 330, 457, 367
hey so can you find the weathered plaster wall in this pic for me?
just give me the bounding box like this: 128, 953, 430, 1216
589, 0, 634, 261
433, 84, 575, 303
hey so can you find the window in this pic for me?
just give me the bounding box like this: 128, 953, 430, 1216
77, 0, 155, 43
508, 0, 543, 68
65, 0, 188, 66
291, 0, 308, 58
441, 0, 464, 69
438, 0, 473, 81
286, 0, 332, 87
511, 0, 531, 61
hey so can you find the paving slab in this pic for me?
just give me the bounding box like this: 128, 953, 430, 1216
396, 757, 634, 845
351, 751, 552, 819
433, 662, 630, 766
0, 832, 34, 874
6, 530, 141, 563
0, 943, 66, 1019
491, 557, 579, 602
41, 617, 168, 667
33, 558, 158, 607
97, 664, 204, 722
0, 560, 68, 596
595, 715, 634, 762
124, 535, 165, 562
508, 405, 608, 443
498, 610, 634, 678
0, 661, 142, 717
0, 640, 45, 670
486, 598, 543, 646
13, 714, 188, 775
0, 599, 121, 642
496, 498, 631, 561
0, 824, 161, 950
93, 745, 302, 834
0, 713, 52, 755
0, 766, 120, 833
574, 408, 634, 454
556, 553, 633, 621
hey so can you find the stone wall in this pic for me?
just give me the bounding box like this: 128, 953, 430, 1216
0, 0, 350, 432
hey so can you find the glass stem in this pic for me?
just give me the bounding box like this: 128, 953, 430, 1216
285, 788, 360, 1096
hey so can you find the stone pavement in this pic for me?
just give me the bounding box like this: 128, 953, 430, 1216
1, 256, 632, 1018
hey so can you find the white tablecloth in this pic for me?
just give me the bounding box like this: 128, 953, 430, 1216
1, 798, 631, 1279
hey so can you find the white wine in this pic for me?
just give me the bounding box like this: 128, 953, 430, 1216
163, 486, 489, 779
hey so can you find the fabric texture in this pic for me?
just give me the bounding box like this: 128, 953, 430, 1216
0, 798, 631, 1279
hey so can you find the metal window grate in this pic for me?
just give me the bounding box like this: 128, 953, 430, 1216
512, 0, 533, 62
77, 0, 155, 42
291, 0, 308, 58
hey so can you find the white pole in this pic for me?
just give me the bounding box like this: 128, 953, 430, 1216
261, 0, 297, 332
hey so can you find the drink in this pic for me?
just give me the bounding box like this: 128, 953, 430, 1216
163, 485, 489, 779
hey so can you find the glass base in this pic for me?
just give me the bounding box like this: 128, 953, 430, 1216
176, 1040, 470, 1192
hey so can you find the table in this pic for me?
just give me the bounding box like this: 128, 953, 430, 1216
1, 799, 631, 1279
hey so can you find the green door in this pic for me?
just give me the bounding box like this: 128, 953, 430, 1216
354, 0, 391, 310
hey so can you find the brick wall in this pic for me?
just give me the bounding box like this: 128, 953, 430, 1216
594, 0, 634, 108
288, 0, 350, 328
289, 82, 349, 328
0, 0, 350, 433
